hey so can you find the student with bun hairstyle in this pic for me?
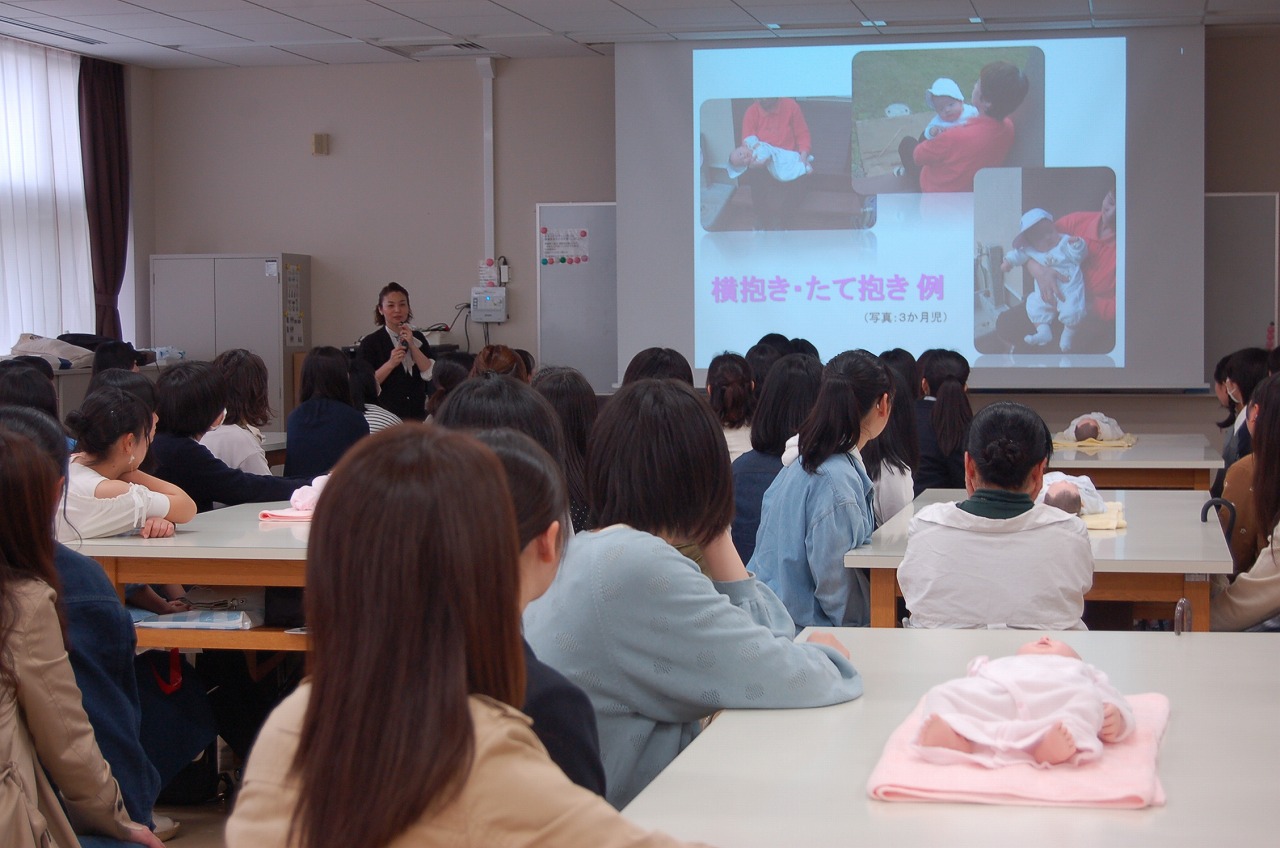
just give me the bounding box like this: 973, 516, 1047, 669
706, 352, 755, 462
524, 378, 862, 808
150, 362, 308, 512
913, 348, 973, 495
473, 429, 606, 794
898, 401, 1094, 630
227, 426, 707, 848
749, 350, 891, 628
471, 344, 530, 382
730, 353, 822, 563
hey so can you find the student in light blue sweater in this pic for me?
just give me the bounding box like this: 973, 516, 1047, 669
524, 378, 863, 809
749, 350, 892, 628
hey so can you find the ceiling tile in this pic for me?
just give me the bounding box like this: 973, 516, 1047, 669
402, 13, 550, 36
638, 7, 761, 27
181, 43, 321, 64
746, 5, 863, 26
278, 39, 410, 62
856, 0, 980, 23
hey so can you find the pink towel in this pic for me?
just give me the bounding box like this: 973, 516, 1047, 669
866, 693, 1169, 809
258, 507, 312, 522
258, 475, 329, 521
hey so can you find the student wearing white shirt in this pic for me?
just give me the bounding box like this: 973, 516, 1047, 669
898, 401, 1094, 630
201, 348, 274, 475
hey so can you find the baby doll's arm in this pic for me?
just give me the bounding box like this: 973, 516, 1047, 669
1063, 235, 1088, 262
1003, 246, 1028, 267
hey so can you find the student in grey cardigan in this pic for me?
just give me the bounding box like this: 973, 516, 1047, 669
524, 379, 863, 809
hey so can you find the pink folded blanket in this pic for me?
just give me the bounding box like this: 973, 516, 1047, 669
259, 474, 329, 521
866, 693, 1169, 809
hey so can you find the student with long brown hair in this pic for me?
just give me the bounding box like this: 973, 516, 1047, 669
0, 427, 163, 848
227, 426, 710, 848
201, 348, 274, 474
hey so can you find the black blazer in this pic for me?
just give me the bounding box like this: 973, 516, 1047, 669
357, 328, 429, 421
522, 640, 606, 796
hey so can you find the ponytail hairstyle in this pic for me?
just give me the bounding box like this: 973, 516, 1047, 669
921, 349, 972, 456
706, 352, 754, 428
797, 349, 892, 474
1226, 347, 1269, 410
965, 401, 1052, 490
750, 353, 823, 456
862, 367, 920, 481
1249, 374, 1280, 542
87, 368, 159, 414
64, 387, 153, 461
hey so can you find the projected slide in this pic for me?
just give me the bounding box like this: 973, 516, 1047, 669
693, 39, 1124, 369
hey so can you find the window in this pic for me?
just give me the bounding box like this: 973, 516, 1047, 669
0, 36, 93, 347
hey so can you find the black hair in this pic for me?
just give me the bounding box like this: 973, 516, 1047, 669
156, 361, 225, 438
92, 341, 142, 374
531, 366, 596, 530
622, 347, 694, 386
0, 364, 58, 419
9, 356, 54, 380
64, 387, 152, 459
789, 337, 820, 361
979, 61, 1030, 120
86, 368, 159, 413
472, 428, 567, 551
1226, 347, 1269, 409
879, 348, 919, 400
966, 401, 1052, 489
757, 333, 795, 358
749, 353, 822, 456
1250, 374, 1280, 540
797, 349, 892, 474
706, 352, 754, 428
0, 405, 69, 475
348, 358, 379, 408
425, 351, 477, 418
921, 349, 972, 456
588, 378, 732, 547
300, 347, 356, 407
745, 343, 781, 402
1215, 352, 1238, 429
435, 374, 566, 467
514, 349, 536, 378
1268, 346, 1280, 377
862, 367, 920, 481
372, 282, 412, 326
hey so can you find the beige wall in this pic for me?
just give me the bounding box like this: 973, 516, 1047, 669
124, 35, 1277, 442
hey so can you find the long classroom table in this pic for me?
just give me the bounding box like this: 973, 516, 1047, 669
845, 489, 1232, 630
623, 628, 1277, 847
70, 501, 307, 651
1050, 433, 1222, 490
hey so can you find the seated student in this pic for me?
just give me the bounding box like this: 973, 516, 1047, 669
0, 360, 60, 420
706, 352, 754, 462
1059, 411, 1125, 442
621, 347, 694, 385
62, 387, 197, 614
474, 429, 606, 794
730, 353, 823, 563
92, 340, 145, 375
1214, 347, 1269, 497
898, 402, 1094, 630
347, 358, 401, 434
1213, 374, 1280, 630
744, 343, 781, 403
862, 368, 920, 525
913, 349, 973, 495
150, 362, 309, 512
423, 351, 474, 420
471, 343, 531, 382
1, 406, 212, 844
226, 426, 707, 847
1219, 377, 1277, 574
524, 379, 862, 809
749, 350, 891, 628
201, 349, 274, 475
532, 366, 598, 533
284, 347, 369, 478
0, 423, 165, 848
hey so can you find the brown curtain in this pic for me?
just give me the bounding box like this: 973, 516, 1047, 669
78, 58, 130, 339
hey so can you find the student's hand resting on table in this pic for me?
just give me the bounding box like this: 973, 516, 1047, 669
806, 631, 851, 660
139, 517, 175, 539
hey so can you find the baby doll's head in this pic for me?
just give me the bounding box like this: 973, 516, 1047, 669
729, 145, 755, 170
1044, 481, 1082, 515
925, 78, 966, 123
1017, 636, 1080, 659
1074, 417, 1101, 441
1013, 209, 1059, 253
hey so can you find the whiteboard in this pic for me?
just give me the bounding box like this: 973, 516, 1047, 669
1204, 193, 1278, 382
536, 203, 617, 393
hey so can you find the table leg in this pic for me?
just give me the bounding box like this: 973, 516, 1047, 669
1184, 576, 1212, 631
869, 570, 898, 628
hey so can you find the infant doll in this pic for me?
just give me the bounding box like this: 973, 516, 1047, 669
727, 135, 813, 182
914, 637, 1135, 768
922, 77, 979, 139
1062, 412, 1125, 443
1037, 471, 1105, 516
1001, 209, 1088, 352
